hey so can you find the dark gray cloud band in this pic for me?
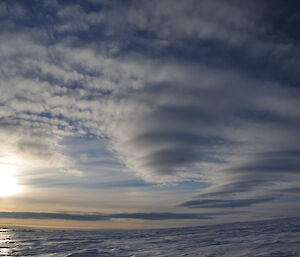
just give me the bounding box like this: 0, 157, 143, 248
180, 195, 279, 209
0, 211, 226, 221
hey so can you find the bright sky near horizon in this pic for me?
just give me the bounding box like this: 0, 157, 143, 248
0, 0, 300, 229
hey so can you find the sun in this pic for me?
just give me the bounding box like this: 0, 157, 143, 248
0, 165, 21, 197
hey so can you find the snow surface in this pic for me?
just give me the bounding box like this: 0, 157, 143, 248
1, 217, 300, 256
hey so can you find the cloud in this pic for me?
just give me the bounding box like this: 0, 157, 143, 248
179, 148, 300, 209
180, 195, 279, 209
0, 211, 226, 221
0, 212, 108, 221
0, 0, 300, 216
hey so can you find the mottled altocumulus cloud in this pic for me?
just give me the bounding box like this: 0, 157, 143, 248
1, 0, 300, 212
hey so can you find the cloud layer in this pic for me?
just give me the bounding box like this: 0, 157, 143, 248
0, 0, 300, 217
0, 211, 225, 221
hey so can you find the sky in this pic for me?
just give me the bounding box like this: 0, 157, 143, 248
0, 0, 300, 229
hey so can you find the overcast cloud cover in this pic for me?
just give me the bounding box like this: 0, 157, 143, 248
0, 0, 300, 225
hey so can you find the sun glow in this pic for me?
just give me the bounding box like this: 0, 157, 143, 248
0, 165, 21, 197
